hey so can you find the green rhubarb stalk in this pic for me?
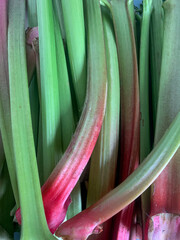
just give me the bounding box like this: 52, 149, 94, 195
26, 28, 39, 151
53, 14, 82, 219
109, 0, 140, 238
37, 0, 62, 182
139, 0, 152, 163
150, 0, 163, 129
0, 0, 19, 206
53, 0, 66, 41
147, 0, 180, 238
61, 0, 86, 114
20, 0, 107, 232
8, 0, 56, 239
86, 6, 120, 239
56, 112, 180, 240
27, 0, 38, 27
139, 0, 153, 229
128, 0, 136, 36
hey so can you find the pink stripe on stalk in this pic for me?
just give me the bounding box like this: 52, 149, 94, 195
16, 74, 107, 233
55, 112, 180, 240
16, 0, 108, 231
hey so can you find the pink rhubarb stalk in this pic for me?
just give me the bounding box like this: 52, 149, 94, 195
55, 112, 180, 240
109, 0, 140, 239
145, 0, 180, 239
16, 0, 107, 233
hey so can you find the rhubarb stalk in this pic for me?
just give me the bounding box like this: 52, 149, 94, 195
56, 112, 180, 240
16, 0, 107, 233
146, 0, 180, 238
8, 0, 56, 239
110, 0, 140, 239
36, 0, 62, 182
61, 0, 86, 114
86, 6, 120, 240
0, 0, 19, 206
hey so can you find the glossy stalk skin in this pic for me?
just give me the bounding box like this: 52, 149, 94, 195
16, 0, 107, 233
110, 0, 140, 239
61, 0, 86, 113
0, 0, 19, 206
150, 0, 163, 129
8, 0, 56, 239
56, 112, 180, 240
146, 0, 180, 238
53, 15, 82, 219
139, 0, 153, 230
36, 0, 61, 182
86, 6, 120, 240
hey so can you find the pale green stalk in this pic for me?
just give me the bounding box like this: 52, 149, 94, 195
53, 14, 82, 219
86, 7, 120, 239
53, 0, 66, 41
27, 0, 38, 27
150, 0, 164, 129
61, 0, 86, 114
86, 5, 119, 205
0, 0, 19, 206
37, 0, 61, 182
8, 0, 56, 239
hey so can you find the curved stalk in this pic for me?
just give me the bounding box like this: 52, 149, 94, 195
16, 0, 107, 233
56, 112, 180, 240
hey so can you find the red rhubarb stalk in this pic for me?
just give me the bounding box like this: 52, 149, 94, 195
55, 112, 180, 240
146, 0, 180, 239
109, 0, 140, 239
16, 0, 107, 233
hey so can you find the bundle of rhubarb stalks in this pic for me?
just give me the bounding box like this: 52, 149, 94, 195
1, 0, 180, 239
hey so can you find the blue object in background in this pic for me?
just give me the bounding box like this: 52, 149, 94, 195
14, 232, 20, 240
134, 0, 142, 7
